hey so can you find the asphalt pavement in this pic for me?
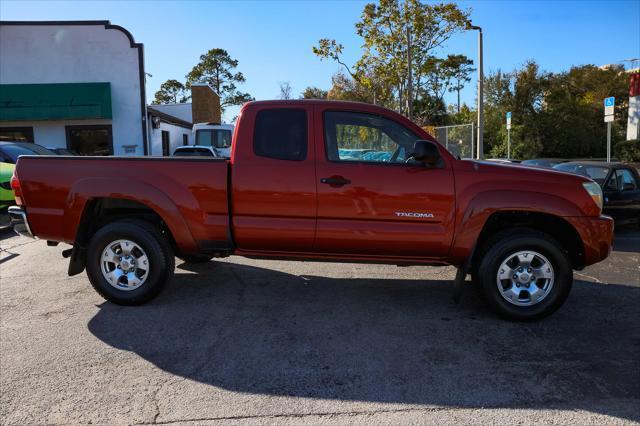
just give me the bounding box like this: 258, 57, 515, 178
1, 225, 639, 425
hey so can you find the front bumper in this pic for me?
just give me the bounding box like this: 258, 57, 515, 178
566, 215, 614, 267
8, 206, 34, 238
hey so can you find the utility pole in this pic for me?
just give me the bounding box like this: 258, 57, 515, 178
406, 27, 413, 121
506, 111, 512, 160
467, 23, 484, 159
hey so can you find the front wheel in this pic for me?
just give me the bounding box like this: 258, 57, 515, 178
476, 230, 573, 321
86, 220, 174, 305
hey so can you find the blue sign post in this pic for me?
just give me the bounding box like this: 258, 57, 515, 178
604, 97, 615, 163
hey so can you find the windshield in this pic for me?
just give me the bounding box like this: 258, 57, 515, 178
553, 163, 610, 184
173, 147, 214, 157
522, 159, 561, 168
1, 143, 56, 163
195, 129, 232, 149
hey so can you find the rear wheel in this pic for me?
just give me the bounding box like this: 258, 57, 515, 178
86, 220, 174, 305
475, 230, 572, 321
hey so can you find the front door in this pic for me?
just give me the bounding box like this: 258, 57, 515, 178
314, 109, 455, 258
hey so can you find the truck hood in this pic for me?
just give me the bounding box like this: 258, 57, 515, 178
472, 160, 592, 183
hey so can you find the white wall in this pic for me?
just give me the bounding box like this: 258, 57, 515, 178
0, 23, 145, 155
148, 122, 192, 156
150, 104, 193, 123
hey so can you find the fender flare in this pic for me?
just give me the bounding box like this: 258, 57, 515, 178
63, 177, 199, 253
450, 190, 584, 265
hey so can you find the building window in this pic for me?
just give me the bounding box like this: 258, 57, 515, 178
253, 109, 307, 161
162, 130, 170, 156
65, 125, 113, 156
0, 127, 34, 142
183, 134, 189, 146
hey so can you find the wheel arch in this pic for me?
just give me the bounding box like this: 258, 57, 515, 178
469, 210, 585, 272
66, 188, 194, 275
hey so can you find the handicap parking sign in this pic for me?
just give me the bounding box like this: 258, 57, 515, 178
604, 97, 615, 116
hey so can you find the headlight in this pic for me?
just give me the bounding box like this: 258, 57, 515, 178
582, 181, 603, 212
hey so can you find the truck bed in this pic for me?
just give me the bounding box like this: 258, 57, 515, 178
15, 156, 231, 254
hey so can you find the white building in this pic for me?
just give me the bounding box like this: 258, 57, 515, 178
0, 21, 149, 155
147, 106, 193, 156
0, 21, 223, 156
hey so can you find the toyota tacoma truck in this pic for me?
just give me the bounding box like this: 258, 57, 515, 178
8, 100, 613, 321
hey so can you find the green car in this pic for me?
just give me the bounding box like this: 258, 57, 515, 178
0, 162, 15, 210
0, 142, 58, 211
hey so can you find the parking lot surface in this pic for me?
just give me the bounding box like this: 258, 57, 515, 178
1, 226, 639, 425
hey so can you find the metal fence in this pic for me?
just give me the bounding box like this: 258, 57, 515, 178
432, 123, 474, 159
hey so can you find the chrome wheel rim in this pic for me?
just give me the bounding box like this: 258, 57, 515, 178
100, 239, 149, 291
496, 250, 554, 307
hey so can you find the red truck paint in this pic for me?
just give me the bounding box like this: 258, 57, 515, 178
9, 101, 613, 320
14, 100, 613, 269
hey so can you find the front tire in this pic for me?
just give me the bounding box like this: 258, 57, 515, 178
86, 220, 174, 305
476, 230, 573, 321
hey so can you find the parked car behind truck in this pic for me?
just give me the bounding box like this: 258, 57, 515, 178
9, 100, 613, 321
553, 161, 640, 227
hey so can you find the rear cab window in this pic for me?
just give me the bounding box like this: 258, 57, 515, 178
253, 109, 307, 161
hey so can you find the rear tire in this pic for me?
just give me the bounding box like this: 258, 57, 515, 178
476, 230, 573, 321
86, 220, 174, 305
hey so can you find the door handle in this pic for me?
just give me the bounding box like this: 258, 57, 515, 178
320, 176, 351, 187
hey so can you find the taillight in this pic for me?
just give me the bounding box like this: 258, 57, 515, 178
10, 171, 23, 206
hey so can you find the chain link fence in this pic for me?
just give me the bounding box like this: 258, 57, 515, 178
428, 124, 475, 159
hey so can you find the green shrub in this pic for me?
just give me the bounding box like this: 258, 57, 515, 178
614, 140, 640, 162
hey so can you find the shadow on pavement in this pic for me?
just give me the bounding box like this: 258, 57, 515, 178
88, 261, 640, 421
613, 226, 640, 254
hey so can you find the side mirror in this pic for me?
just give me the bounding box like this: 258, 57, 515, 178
411, 140, 441, 166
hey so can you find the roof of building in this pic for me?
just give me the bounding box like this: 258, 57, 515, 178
147, 106, 192, 129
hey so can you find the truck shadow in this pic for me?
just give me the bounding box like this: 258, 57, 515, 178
88, 261, 640, 421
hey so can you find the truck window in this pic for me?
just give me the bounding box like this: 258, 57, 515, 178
253, 109, 307, 161
323, 111, 420, 164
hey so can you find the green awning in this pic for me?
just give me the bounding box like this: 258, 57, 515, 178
0, 83, 112, 121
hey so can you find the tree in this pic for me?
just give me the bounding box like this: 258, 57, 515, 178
326, 71, 374, 103
278, 81, 292, 99
444, 54, 475, 112
186, 48, 253, 112
153, 79, 190, 104
313, 0, 470, 119
482, 61, 630, 159
300, 86, 328, 99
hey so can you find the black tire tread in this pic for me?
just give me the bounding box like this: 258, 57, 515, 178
475, 228, 572, 321
86, 219, 174, 305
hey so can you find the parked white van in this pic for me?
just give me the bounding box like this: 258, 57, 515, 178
192, 123, 234, 158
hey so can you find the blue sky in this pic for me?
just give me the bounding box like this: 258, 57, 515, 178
1, 0, 639, 121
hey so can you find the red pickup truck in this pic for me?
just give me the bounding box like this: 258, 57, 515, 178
9, 100, 613, 320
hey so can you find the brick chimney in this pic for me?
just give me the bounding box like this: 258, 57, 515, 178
191, 83, 221, 124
